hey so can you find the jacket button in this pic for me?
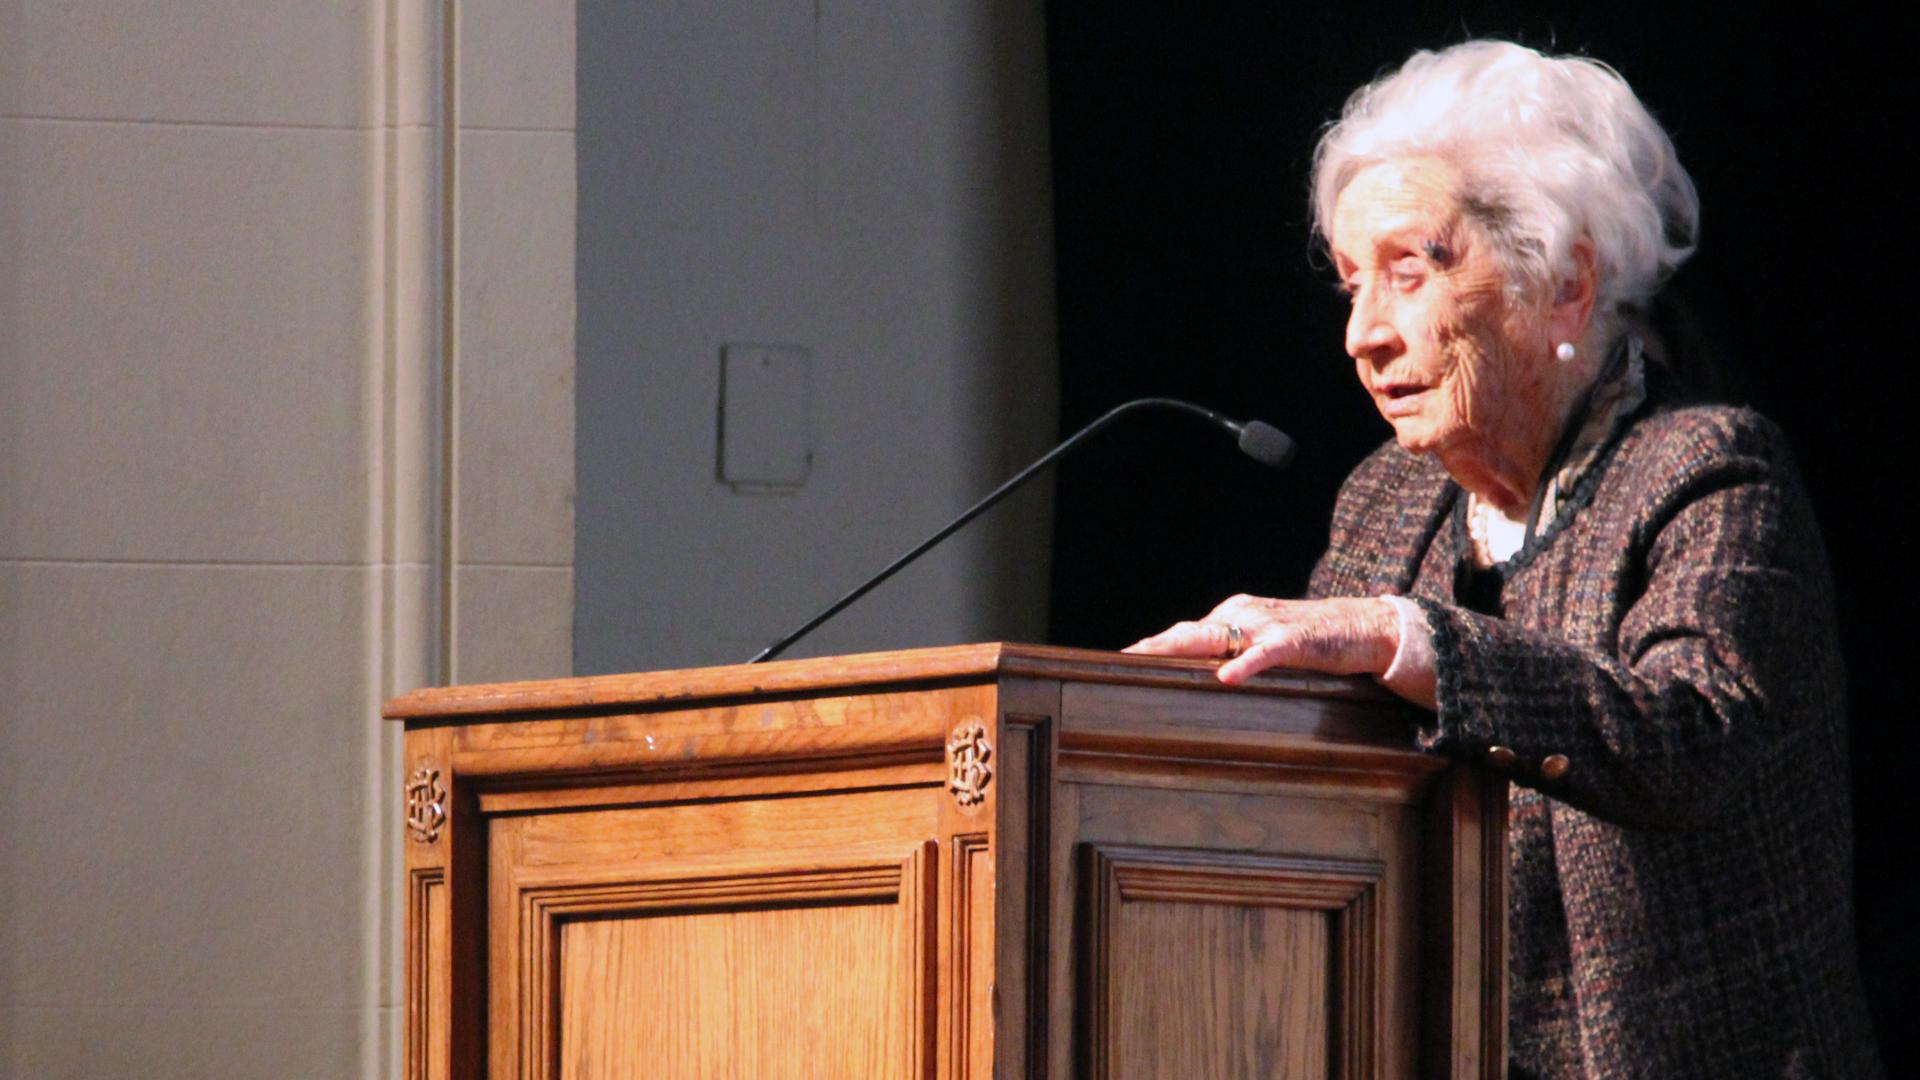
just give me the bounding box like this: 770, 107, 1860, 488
1540, 754, 1571, 780
1486, 745, 1517, 769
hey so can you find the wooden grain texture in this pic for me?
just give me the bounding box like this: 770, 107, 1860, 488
1056, 679, 1439, 805
1084, 846, 1385, 1079
933, 712, 1003, 1080
449, 691, 959, 767
474, 760, 946, 816
1064, 782, 1414, 1077
1113, 900, 1329, 1078
487, 788, 941, 1078
502, 787, 940, 876
942, 834, 995, 1080
453, 685, 989, 819
1073, 783, 1386, 864
1420, 768, 1510, 1078
558, 900, 907, 1079
988, 676, 1060, 1080
402, 724, 486, 1080
1059, 679, 1408, 746
405, 869, 447, 1080
383, 643, 1389, 721
550, 844, 935, 1080
1046, 783, 1082, 1080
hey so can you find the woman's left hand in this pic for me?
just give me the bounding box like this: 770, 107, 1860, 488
1122, 594, 1402, 685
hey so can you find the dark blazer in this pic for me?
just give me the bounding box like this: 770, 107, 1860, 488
1308, 401, 1883, 1078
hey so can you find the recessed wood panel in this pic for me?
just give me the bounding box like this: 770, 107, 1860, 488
1083, 846, 1384, 1079
1110, 899, 1330, 1078
558, 899, 909, 1079
501, 850, 937, 1078
947, 834, 995, 1079
488, 792, 940, 1077
406, 869, 448, 1080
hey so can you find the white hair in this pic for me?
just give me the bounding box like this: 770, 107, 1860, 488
1311, 40, 1699, 325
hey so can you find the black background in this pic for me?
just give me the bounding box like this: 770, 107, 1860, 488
1043, 7, 1913, 1068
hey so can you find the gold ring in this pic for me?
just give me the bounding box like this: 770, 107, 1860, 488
1223, 624, 1245, 658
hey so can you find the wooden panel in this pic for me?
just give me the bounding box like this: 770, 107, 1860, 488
990, 686, 1059, 1080
406, 869, 448, 1080
946, 834, 993, 1080
503, 787, 940, 872
450, 696, 954, 775
1060, 679, 1407, 747
476, 760, 945, 816
1073, 783, 1386, 863
1058, 780, 1418, 1077
510, 850, 935, 1079
1082, 846, 1385, 1080
1420, 768, 1509, 1078
554, 869, 926, 1078
403, 724, 484, 1080
488, 785, 942, 1078
1110, 900, 1328, 1077
1057, 681, 1439, 806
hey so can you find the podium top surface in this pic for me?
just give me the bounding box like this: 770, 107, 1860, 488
383, 642, 1394, 722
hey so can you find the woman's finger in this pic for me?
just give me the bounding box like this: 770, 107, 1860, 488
1216, 630, 1303, 684
1123, 620, 1234, 657
1216, 602, 1397, 683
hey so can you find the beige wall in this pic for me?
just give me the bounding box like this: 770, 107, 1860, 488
0, 2, 574, 1075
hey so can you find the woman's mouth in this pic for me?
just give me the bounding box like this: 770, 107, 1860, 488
1378, 383, 1429, 416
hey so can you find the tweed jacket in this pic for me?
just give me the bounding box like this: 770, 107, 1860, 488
1307, 400, 1883, 1078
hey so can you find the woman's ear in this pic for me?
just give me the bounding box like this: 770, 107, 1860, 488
1550, 240, 1598, 343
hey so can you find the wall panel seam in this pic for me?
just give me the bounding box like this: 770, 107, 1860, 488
0, 558, 421, 569
0, 114, 376, 132
437, 0, 461, 684
457, 125, 576, 135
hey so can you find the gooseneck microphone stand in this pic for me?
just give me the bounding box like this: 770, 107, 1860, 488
746, 397, 1294, 664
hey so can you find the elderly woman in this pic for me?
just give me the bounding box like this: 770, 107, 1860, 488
1126, 41, 1881, 1078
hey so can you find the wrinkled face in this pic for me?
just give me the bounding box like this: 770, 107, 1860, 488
1330, 159, 1555, 460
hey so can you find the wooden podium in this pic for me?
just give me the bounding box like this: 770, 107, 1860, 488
384, 643, 1505, 1078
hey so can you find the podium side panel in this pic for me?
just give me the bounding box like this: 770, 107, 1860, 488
1420, 767, 1508, 1080
987, 677, 1060, 1080
1050, 680, 1440, 1079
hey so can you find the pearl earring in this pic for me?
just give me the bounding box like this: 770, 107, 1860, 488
1555, 341, 1577, 363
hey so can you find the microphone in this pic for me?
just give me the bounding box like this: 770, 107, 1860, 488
1235, 418, 1296, 470
746, 397, 1295, 663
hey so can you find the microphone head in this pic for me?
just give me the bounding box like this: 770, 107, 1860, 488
1236, 420, 1296, 470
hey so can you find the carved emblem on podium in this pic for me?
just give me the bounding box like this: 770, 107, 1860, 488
405, 765, 447, 843
946, 719, 993, 807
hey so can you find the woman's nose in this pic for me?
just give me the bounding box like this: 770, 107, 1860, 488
1345, 288, 1402, 362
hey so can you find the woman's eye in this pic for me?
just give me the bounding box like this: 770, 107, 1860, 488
1389, 259, 1425, 291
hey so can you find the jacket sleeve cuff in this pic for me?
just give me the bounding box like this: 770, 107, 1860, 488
1377, 594, 1438, 705
1402, 596, 1501, 754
